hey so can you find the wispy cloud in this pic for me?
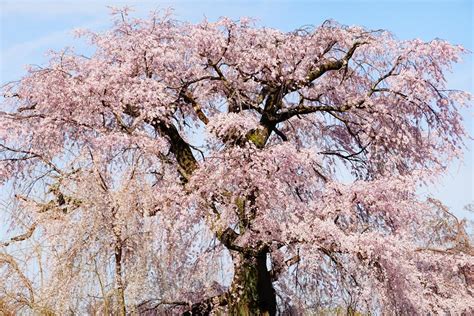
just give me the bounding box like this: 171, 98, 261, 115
1, 1, 118, 16
0, 18, 104, 82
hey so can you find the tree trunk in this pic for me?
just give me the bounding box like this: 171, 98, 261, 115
229, 250, 277, 316
114, 242, 126, 316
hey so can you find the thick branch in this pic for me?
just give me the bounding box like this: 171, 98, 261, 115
275, 99, 365, 123
152, 121, 198, 179
0, 223, 37, 247
301, 41, 366, 88
180, 91, 209, 125
276, 104, 343, 123
216, 227, 243, 252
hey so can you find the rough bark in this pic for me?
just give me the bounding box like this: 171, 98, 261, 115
229, 250, 276, 316
114, 242, 126, 316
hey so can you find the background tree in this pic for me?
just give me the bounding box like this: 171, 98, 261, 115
0, 8, 472, 315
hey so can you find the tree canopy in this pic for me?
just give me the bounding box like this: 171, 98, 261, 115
0, 8, 472, 315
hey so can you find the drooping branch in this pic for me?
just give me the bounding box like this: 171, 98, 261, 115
0, 253, 35, 307
0, 144, 63, 175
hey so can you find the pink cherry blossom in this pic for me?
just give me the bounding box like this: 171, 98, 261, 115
0, 8, 472, 315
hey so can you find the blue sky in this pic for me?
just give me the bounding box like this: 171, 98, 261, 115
0, 0, 473, 218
